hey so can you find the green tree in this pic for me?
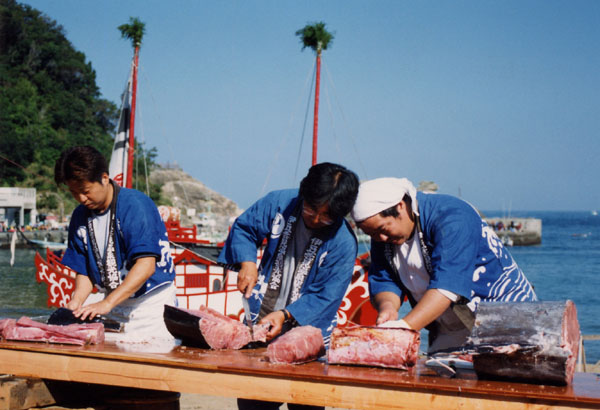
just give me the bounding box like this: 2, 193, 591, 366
132, 144, 170, 206
0, 4, 166, 215
0, 0, 117, 186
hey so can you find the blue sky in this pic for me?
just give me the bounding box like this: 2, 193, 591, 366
21, 0, 600, 211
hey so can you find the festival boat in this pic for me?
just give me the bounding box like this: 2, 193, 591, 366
34, 34, 376, 328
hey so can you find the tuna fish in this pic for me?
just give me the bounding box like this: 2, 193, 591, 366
469, 300, 580, 385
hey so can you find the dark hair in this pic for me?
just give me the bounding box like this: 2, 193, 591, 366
380, 194, 414, 221
299, 162, 359, 220
54, 146, 108, 185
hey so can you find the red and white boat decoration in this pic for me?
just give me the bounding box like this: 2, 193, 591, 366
35, 243, 374, 326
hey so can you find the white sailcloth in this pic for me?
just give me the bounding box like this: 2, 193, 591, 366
108, 66, 133, 187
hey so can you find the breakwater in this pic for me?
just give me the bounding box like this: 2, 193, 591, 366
483, 217, 542, 246
0, 231, 67, 249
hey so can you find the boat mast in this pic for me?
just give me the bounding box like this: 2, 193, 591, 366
126, 46, 139, 189
312, 50, 321, 166
296, 22, 333, 166
118, 17, 145, 190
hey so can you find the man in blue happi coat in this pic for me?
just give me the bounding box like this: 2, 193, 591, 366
352, 177, 537, 353
55, 146, 176, 341
219, 162, 359, 410
219, 163, 359, 347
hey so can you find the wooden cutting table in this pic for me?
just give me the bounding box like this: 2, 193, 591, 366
1, 340, 599, 410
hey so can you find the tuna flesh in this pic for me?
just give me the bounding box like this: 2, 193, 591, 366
327, 325, 420, 370
0, 316, 104, 345
163, 305, 268, 349
266, 325, 325, 364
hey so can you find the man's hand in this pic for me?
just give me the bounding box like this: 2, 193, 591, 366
374, 291, 401, 325
71, 256, 156, 321
72, 299, 113, 321
258, 310, 287, 341
376, 306, 399, 325
237, 261, 258, 298
66, 274, 94, 314
66, 299, 82, 312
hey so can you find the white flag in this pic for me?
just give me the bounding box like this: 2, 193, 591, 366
109, 66, 133, 187
10, 229, 17, 267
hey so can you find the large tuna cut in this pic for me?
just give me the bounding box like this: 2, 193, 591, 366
163, 305, 268, 349
0, 316, 104, 345
267, 325, 325, 364
327, 326, 420, 370
469, 300, 580, 385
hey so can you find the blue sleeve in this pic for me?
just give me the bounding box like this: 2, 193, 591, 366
118, 191, 163, 261
286, 226, 358, 332
367, 241, 404, 301
218, 191, 285, 268
61, 207, 89, 276
424, 202, 481, 299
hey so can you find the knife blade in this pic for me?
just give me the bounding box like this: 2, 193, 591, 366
47, 307, 124, 333
241, 296, 254, 339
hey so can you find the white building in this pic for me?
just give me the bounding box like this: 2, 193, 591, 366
0, 187, 37, 227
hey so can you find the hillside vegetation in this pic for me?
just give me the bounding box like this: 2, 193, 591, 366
0, 1, 186, 219
0, 0, 118, 211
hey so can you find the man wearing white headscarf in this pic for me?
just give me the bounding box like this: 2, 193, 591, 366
352, 178, 537, 353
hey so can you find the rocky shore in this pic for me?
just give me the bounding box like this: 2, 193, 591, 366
150, 166, 243, 241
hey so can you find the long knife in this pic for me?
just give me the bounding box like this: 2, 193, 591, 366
241, 296, 254, 339
47, 307, 124, 333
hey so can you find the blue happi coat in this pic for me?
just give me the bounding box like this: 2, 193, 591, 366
62, 187, 175, 297
369, 192, 537, 310
218, 189, 358, 341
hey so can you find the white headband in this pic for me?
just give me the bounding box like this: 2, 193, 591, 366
351, 177, 418, 222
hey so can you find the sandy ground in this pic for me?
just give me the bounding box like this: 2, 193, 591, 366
179, 394, 348, 410
179, 394, 238, 410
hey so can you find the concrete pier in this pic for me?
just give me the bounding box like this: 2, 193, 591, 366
484, 217, 542, 246
0, 231, 68, 249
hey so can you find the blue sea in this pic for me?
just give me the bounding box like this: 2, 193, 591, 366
1, 211, 599, 363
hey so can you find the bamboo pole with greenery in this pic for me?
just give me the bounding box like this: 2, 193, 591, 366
296, 22, 334, 166
118, 17, 145, 189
